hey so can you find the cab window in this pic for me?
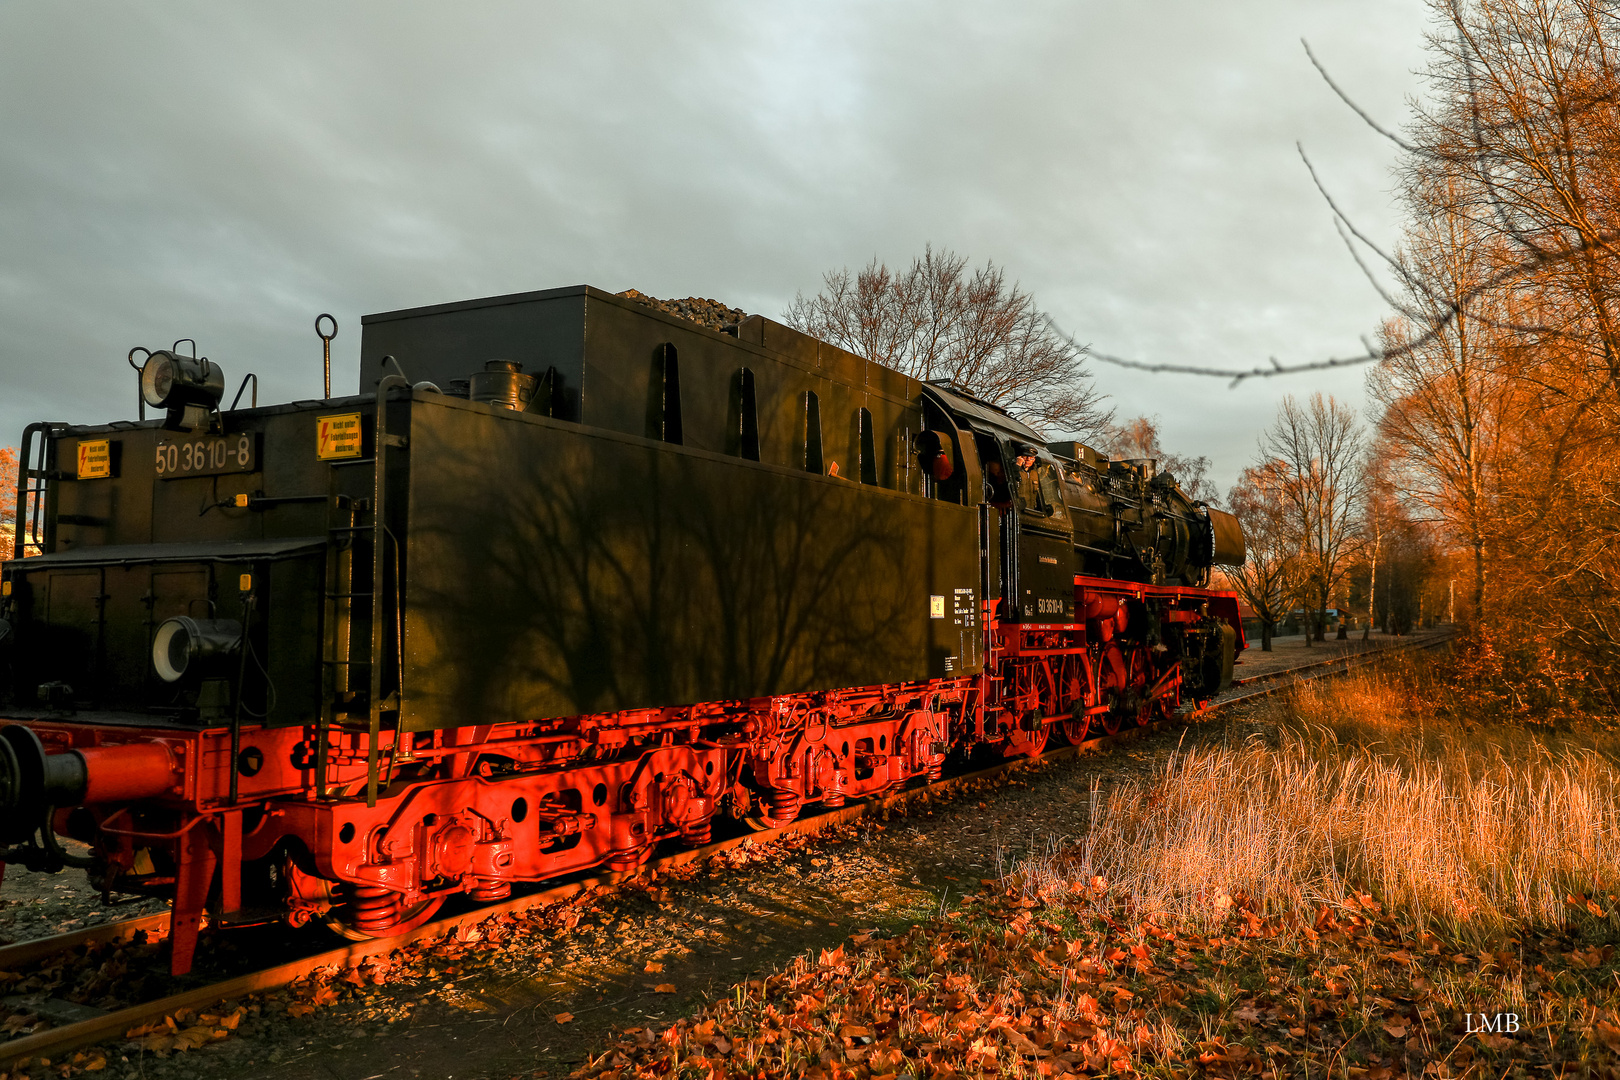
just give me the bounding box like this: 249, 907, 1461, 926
975, 434, 1012, 507
1018, 455, 1068, 523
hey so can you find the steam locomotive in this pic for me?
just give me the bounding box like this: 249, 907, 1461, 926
0, 286, 1244, 973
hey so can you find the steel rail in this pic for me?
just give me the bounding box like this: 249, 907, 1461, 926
0, 630, 1451, 1070
0, 911, 171, 973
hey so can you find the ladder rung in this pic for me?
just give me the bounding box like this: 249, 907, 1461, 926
326, 591, 373, 599
329, 457, 377, 467
322, 658, 373, 666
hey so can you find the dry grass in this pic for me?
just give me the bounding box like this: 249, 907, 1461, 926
1046, 660, 1620, 938
574, 656, 1620, 1079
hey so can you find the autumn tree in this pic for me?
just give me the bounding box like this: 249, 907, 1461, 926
1258, 394, 1365, 646
784, 245, 1113, 439
1378, 0, 1620, 692
0, 446, 18, 562
1370, 175, 1513, 627
1096, 415, 1219, 505
1225, 460, 1302, 650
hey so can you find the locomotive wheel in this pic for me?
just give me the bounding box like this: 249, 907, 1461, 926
744, 811, 792, 831
1096, 644, 1130, 735
744, 789, 802, 832
1061, 708, 1092, 746
1129, 648, 1159, 727
999, 664, 1049, 757
605, 842, 657, 872
323, 894, 444, 942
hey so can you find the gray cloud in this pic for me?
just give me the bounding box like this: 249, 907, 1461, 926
0, 0, 1431, 495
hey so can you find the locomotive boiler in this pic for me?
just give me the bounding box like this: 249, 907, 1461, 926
0, 285, 1244, 972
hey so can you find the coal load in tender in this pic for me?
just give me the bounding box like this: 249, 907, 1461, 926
615, 289, 745, 332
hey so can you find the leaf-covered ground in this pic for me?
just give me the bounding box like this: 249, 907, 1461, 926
574, 880, 1620, 1078
570, 659, 1620, 1079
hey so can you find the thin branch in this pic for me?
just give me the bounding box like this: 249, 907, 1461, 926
1302, 38, 1418, 152
1298, 144, 1409, 278
1052, 219, 1620, 385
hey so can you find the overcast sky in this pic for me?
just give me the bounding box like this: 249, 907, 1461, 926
0, 1, 1435, 496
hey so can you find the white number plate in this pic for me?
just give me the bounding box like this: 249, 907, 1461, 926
155, 434, 257, 479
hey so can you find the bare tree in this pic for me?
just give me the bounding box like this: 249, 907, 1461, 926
785, 245, 1113, 439
1260, 394, 1365, 646
1406, 0, 1620, 384
1225, 460, 1303, 650
1096, 415, 1220, 505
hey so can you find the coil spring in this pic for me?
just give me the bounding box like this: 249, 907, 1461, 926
344, 885, 401, 934
766, 790, 802, 822
606, 846, 647, 871
469, 880, 510, 901
680, 818, 712, 847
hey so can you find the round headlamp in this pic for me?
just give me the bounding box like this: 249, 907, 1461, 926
152, 617, 242, 683
140, 351, 225, 412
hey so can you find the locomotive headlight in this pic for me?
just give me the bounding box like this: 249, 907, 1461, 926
152, 616, 243, 683
139, 350, 225, 412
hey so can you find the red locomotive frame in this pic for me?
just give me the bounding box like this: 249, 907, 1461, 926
5, 576, 1239, 974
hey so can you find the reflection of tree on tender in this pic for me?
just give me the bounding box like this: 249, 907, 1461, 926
403, 409, 921, 728
684, 467, 910, 696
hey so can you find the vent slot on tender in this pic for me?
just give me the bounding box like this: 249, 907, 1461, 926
728, 367, 759, 461
857, 407, 877, 486
646, 343, 682, 444
802, 390, 823, 474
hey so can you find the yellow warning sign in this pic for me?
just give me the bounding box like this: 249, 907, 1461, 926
316, 413, 363, 460
76, 439, 111, 479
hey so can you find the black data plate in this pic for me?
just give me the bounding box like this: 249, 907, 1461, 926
154, 433, 257, 479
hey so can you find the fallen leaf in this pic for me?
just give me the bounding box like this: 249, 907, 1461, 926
654, 983, 677, 994
644, 961, 664, 973
1383, 1021, 1408, 1039
554, 1012, 574, 1024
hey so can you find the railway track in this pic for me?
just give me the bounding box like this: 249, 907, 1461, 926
0, 630, 1452, 1071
